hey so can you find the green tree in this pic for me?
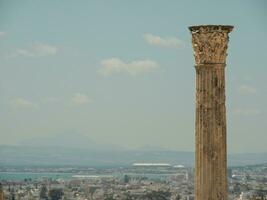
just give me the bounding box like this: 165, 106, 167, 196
124, 175, 130, 183
175, 194, 181, 200
85, 186, 97, 199
49, 188, 63, 200
144, 190, 171, 200
40, 185, 48, 200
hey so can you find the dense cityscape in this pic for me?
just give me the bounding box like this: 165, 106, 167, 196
0, 163, 267, 200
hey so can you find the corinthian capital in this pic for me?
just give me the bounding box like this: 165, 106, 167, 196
189, 25, 233, 65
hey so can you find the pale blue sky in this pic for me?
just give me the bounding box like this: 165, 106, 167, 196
0, 0, 266, 153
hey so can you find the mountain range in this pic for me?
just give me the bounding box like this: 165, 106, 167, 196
0, 133, 266, 167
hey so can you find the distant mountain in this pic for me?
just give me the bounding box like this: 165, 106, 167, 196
0, 144, 267, 167
228, 153, 267, 166
18, 131, 125, 151
137, 144, 174, 151
18, 131, 95, 148
0, 132, 265, 167
0, 145, 193, 167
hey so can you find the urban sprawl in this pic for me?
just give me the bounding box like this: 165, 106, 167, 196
0, 163, 267, 200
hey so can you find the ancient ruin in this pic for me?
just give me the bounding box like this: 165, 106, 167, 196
189, 25, 233, 200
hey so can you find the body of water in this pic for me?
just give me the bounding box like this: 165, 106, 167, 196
0, 172, 178, 181
0, 172, 73, 180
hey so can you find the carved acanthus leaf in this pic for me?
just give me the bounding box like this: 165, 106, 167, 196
189, 25, 233, 65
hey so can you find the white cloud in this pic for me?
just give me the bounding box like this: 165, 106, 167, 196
232, 108, 261, 116
11, 43, 58, 58
0, 31, 6, 37
70, 93, 92, 104
143, 33, 182, 48
98, 57, 159, 76
9, 98, 38, 109
237, 84, 257, 95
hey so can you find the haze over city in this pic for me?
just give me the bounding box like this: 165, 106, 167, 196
0, 0, 266, 154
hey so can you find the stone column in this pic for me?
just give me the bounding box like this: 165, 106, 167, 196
0, 183, 4, 200
188, 25, 233, 200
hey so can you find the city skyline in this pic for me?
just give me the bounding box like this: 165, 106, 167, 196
0, 0, 266, 153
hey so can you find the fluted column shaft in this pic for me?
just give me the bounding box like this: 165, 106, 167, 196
189, 25, 233, 200
195, 64, 227, 200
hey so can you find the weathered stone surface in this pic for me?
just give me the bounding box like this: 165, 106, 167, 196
189, 25, 233, 200
189, 25, 233, 65
0, 183, 4, 200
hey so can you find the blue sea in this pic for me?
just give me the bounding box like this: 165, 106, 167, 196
0, 172, 175, 181
0, 172, 74, 180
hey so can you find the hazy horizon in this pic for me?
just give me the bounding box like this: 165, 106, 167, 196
0, 0, 266, 154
